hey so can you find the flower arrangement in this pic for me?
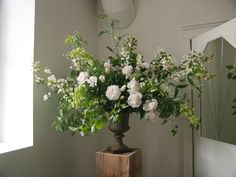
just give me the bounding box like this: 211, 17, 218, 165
33, 19, 212, 136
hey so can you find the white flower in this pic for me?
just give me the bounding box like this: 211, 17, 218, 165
99, 75, 105, 83
143, 99, 158, 111
143, 99, 159, 121
122, 65, 133, 79
106, 85, 121, 101
47, 75, 57, 87
127, 92, 142, 108
43, 94, 49, 101
146, 110, 159, 121
104, 60, 112, 73
127, 78, 140, 93
44, 68, 51, 74
120, 85, 127, 92
87, 76, 97, 87
136, 54, 143, 66
154, 47, 165, 59
142, 62, 150, 69
77, 72, 89, 85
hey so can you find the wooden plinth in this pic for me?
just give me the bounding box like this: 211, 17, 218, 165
96, 148, 142, 177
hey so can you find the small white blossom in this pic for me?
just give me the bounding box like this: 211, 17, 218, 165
87, 76, 97, 87
99, 75, 105, 83
142, 62, 150, 69
136, 54, 143, 66
47, 75, 56, 82
104, 60, 112, 73
154, 47, 165, 58
120, 85, 127, 92
106, 85, 121, 101
47, 75, 57, 87
122, 65, 133, 79
77, 72, 89, 85
143, 99, 158, 111
120, 95, 125, 100
43, 94, 49, 101
127, 92, 142, 108
127, 78, 140, 93
146, 110, 159, 121
44, 68, 51, 74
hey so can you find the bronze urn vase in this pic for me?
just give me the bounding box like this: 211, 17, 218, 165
107, 111, 132, 154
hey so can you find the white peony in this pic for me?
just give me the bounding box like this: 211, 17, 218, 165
104, 60, 112, 73
77, 72, 89, 85
143, 99, 158, 111
146, 110, 159, 121
106, 85, 121, 101
122, 65, 133, 79
127, 78, 140, 93
127, 92, 142, 108
120, 85, 127, 92
99, 75, 105, 83
87, 76, 97, 87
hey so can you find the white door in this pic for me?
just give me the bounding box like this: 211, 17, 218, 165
192, 18, 236, 177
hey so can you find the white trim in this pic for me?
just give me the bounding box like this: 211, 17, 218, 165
181, 19, 230, 31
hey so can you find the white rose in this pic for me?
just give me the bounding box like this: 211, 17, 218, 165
104, 61, 112, 73
87, 76, 97, 87
143, 99, 158, 111
120, 85, 127, 92
106, 85, 121, 101
146, 110, 159, 121
127, 78, 140, 93
122, 65, 133, 79
99, 75, 105, 83
127, 92, 142, 108
77, 72, 89, 85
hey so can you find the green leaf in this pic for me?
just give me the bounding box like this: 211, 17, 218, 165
98, 30, 108, 37
226, 65, 234, 70
174, 88, 179, 98
106, 46, 114, 52
96, 14, 107, 21
187, 77, 194, 85
68, 127, 80, 132
162, 119, 167, 124
232, 111, 236, 115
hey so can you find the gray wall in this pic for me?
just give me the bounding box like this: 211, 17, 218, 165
0, 0, 98, 177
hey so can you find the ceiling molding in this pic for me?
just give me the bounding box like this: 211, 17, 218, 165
181, 19, 231, 31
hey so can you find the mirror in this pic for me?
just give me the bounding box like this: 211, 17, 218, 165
201, 37, 236, 145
